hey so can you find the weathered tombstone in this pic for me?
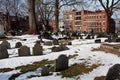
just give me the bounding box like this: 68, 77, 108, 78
59, 44, 69, 50
52, 46, 60, 52
0, 44, 9, 59
105, 64, 120, 80
15, 42, 22, 48
95, 39, 101, 43
33, 43, 43, 55
18, 46, 31, 56
51, 44, 69, 52
53, 39, 59, 45
41, 66, 50, 76
55, 54, 68, 72
1, 40, 11, 49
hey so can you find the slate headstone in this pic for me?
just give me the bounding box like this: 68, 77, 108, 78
41, 66, 50, 76
0, 44, 9, 59
33, 43, 43, 55
53, 39, 59, 45
55, 54, 68, 72
1, 40, 10, 49
18, 46, 31, 56
105, 64, 120, 80
15, 42, 22, 48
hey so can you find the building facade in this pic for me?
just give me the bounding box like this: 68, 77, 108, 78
64, 10, 108, 33
115, 19, 120, 32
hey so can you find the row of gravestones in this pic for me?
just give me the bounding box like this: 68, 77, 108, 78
41, 54, 120, 80
18, 42, 43, 56
41, 54, 68, 76
0, 40, 43, 59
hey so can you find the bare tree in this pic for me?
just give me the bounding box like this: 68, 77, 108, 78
0, 0, 12, 31
35, 0, 54, 31
54, 0, 85, 32
90, 0, 120, 34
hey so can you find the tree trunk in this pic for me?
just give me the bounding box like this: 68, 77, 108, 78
106, 12, 115, 34
54, 0, 59, 33
27, 0, 37, 34
4, 12, 11, 32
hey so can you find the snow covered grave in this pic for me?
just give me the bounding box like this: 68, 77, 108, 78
0, 35, 120, 80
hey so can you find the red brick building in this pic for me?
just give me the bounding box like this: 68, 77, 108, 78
64, 10, 108, 33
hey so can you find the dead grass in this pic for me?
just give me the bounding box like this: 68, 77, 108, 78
60, 63, 100, 78
15, 59, 54, 73
94, 76, 106, 80
91, 47, 101, 51
0, 68, 14, 72
68, 54, 78, 59
9, 59, 54, 80
27, 75, 40, 78
59, 40, 72, 44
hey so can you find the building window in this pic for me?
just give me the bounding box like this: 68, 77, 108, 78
75, 21, 81, 25
76, 12, 81, 15
75, 17, 81, 20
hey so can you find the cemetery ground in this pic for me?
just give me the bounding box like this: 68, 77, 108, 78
0, 35, 120, 80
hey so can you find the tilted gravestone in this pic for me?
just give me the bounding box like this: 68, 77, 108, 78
33, 43, 43, 55
105, 64, 120, 80
52, 44, 69, 52
41, 66, 50, 76
18, 46, 31, 56
55, 54, 68, 72
1, 40, 10, 49
0, 44, 9, 59
53, 39, 59, 45
15, 42, 22, 48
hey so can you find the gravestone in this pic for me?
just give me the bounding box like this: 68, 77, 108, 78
95, 39, 101, 43
55, 54, 68, 72
105, 64, 120, 80
59, 44, 69, 50
18, 46, 30, 56
41, 66, 50, 76
15, 42, 22, 48
33, 43, 43, 55
53, 39, 59, 45
52, 46, 60, 52
52, 44, 69, 52
0, 44, 9, 59
1, 40, 11, 49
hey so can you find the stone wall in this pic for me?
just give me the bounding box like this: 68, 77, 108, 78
100, 44, 120, 56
